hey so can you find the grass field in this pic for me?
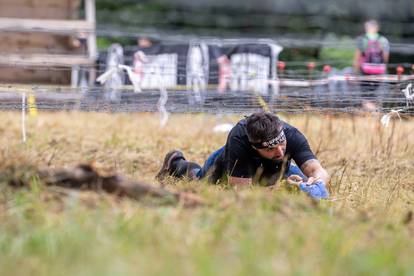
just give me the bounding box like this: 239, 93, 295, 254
0, 111, 413, 276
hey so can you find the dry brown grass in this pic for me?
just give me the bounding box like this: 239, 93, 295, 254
1, 111, 413, 204
0, 111, 413, 275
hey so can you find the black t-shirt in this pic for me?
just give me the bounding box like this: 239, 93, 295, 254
210, 119, 316, 184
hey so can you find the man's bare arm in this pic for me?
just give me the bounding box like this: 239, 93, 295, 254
383, 52, 390, 63
300, 159, 330, 184
228, 176, 252, 187
353, 49, 362, 72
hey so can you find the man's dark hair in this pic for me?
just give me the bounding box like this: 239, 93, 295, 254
246, 112, 283, 143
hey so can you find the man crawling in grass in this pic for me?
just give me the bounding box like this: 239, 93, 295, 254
157, 112, 330, 199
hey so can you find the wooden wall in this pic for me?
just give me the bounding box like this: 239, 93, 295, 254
0, 0, 81, 19
0, 0, 83, 85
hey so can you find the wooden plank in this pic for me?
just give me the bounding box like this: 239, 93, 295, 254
0, 54, 95, 67
0, 68, 70, 84
0, 0, 81, 19
0, 33, 83, 54
85, 0, 97, 85
85, 0, 97, 58
0, 18, 94, 34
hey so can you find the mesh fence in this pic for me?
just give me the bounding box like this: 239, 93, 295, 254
1, 37, 413, 116
0, 79, 412, 115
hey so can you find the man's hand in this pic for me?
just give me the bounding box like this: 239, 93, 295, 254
300, 159, 330, 184
287, 173, 329, 200
299, 180, 329, 200
287, 174, 304, 186
287, 175, 321, 186
306, 176, 321, 185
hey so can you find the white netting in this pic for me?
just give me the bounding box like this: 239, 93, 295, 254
1, 37, 413, 124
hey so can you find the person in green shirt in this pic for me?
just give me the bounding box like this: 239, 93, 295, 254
353, 19, 390, 75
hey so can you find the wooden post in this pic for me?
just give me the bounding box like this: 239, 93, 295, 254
71, 65, 79, 88
85, 0, 97, 86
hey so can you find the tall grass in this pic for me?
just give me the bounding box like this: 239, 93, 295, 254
0, 111, 413, 275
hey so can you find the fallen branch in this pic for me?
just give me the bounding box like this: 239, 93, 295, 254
6, 164, 205, 208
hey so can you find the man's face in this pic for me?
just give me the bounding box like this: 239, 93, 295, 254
254, 141, 287, 161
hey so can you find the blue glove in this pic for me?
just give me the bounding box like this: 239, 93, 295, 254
299, 180, 329, 200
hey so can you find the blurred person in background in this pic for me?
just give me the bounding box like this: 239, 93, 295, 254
353, 20, 390, 110
353, 19, 390, 75
69, 32, 89, 87
137, 37, 153, 48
